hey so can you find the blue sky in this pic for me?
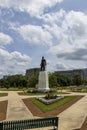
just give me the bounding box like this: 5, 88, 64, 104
0, 0, 87, 78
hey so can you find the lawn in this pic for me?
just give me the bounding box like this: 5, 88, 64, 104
0, 93, 8, 97
70, 86, 87, 93
0, 87, 27, 91
18, 91, 69, 96
18, 91, 68, 96
32, 96, 77, 112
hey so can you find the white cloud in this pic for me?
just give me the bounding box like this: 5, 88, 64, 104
0, 48, 31, 78
0, 0, 63, 17
41, 9, 66, 24
47, 10, 87, 61
0, 32, 13, 47
16, 25, 53, 46
62, 11, 87, 39
55, 62, 67, 70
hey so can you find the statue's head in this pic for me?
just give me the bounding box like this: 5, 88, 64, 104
42, 56, 44, 59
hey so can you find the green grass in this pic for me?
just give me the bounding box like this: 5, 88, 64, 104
32, 96, 77, 112
19, 91, 68, 96
0, 93, 7, 97
22, 92, 45, 96
70, 86, 87, 93
0, 87, 27, 91
56, 92, 69, 94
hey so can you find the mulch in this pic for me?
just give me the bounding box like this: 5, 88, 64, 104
23, 96, 83, 117
74, 117, 87, 130
79, 117, 87, 130
0, 100, 8, 121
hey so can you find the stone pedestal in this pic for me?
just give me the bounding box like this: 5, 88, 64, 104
38, 71, 50, 92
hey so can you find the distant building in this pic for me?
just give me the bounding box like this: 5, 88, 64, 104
3, 75, 10, 79
26, 68, 40, 77
55, 68, 87, 80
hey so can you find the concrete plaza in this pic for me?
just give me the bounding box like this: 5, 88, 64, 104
0, 91, 87, 130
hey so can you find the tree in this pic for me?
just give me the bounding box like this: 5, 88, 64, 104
73, 74, 83, 86
54, 73, 72, 87
0, 74, 29, 88
48, 72, 72, 88
49, 73, 58, 88
28, 73, 38, 88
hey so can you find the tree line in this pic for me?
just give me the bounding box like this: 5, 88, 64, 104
0, 72, 86, 88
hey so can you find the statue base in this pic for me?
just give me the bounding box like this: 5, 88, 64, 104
38, 71, 50, 92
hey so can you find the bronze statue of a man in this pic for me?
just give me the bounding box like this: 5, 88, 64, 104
40, 56, 46, 71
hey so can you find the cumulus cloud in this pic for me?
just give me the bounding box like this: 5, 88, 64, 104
0, 0, 63, 17
57, 48, 87, 60
0, 32, 13, 47
47, 10, 87, 61
41, 9, 66, 24
0, 48, 31, 78
62, 11, 87, 39
55, 63, 67, 70
16, 25, 53, 46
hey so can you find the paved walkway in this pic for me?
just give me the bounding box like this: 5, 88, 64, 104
6, 91, 33, 120
0, 91, 87, 130
58, 94, 87, 130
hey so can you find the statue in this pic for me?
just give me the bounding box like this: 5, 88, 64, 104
39, 56, 50, 92
40, 56, 46, 71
